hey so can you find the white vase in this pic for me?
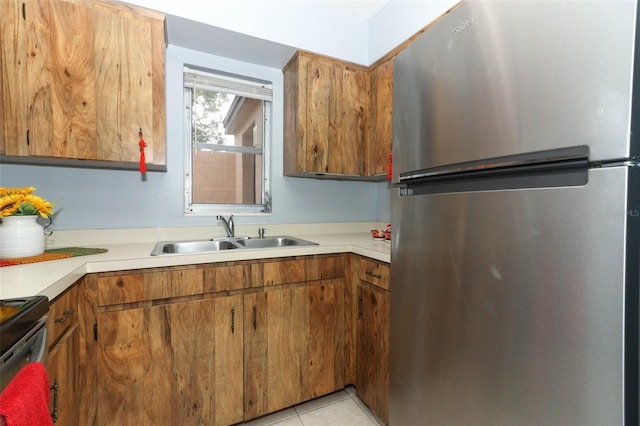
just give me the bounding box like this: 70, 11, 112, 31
0, 216, 45, 258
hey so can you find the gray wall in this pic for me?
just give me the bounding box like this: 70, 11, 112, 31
1, 45, 391, 230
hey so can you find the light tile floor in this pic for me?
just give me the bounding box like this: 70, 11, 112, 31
240, 386, 385, 426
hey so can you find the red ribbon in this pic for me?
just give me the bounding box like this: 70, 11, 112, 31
139, 128, 147, 173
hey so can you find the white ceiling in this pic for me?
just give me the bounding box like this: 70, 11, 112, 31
165, 1, 392, 68
310, 1, 390, 21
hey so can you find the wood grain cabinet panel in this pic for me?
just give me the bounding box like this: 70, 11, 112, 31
47, 284, 78, 348
93, 0, 165, 165
95, 296, 243, 426
244, 279, 346, 421
81, 255, 349, 425
262, 255, 344, 286
357, 256, 390, 291
213, 295, 244, 425
97, 268, 202, 306
260, 286, 309, 414
284, 51, 370, 178
369, 58, 394, 177
354, 256, 390, 424
46, 284, 80, 425
308, 281, 346, 397
47, 324, 79, 426
357, 283, 389, 423
0, 0, 97, 158
0, 0, 165, 167
203, 262, 261, 292
262, 258, 306, 286
283, 50, 393, 180
0, 0, 26, 155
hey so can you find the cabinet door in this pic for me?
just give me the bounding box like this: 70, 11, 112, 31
304, 56, 333, 173
369, 58, 393, 176
244, 287, 309, 418
47, 284, 78, 348
0, 0, 27, 155
305, 57, 369, 175
244, 280, 345, 420
213, 295, 244, 426
333, 64, 369, 175
96, 296, 243, 425
308, 280, 346, 397
1, 0, 97, 158
356, 283, 390, 423
47, 324, 79, 426
284, 52, 369, 177
93, 1, 165, 165
243, 291, 267, 419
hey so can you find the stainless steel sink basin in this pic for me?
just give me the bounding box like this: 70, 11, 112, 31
151, 239, 240, 256
151, 236, 317, 256
234, 236, 318, 249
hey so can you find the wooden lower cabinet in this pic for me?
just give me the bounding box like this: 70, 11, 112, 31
80, 255, 348, 425
356, 282, 390, 423
244, 280, 345, 420
354, 256, 390, 424
47, 324, 79, 425
95, 295, 243, 425
46, 283, 80, 425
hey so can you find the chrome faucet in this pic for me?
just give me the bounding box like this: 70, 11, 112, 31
217, 215, 234, 237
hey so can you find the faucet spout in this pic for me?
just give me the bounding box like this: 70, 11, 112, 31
217, 215, 235, 237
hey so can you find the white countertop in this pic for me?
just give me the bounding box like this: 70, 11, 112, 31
0, 224, 391, 301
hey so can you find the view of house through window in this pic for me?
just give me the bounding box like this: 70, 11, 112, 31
184, 67, 272, 214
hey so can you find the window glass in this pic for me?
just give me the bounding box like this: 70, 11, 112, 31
184, 67, 272, 214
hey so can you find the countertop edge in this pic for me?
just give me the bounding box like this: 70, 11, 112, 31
1, 233, 390, 300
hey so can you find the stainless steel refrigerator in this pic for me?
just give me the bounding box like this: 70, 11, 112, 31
390, 1, 639, 425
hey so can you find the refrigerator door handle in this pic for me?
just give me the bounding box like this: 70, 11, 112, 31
399, 146, 589, 183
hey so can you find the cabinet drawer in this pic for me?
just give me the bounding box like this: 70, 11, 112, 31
263, 255, 345, 286
97, 268, 202, 306
47, 285, 78, 348
203, 263, 261, 292
357, 257, 389, 290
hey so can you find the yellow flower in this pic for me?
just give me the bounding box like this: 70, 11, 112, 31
0, 193, 22, 216
0, 187, 35, 197
23, 194, 54, 218
0, 187, 54, 218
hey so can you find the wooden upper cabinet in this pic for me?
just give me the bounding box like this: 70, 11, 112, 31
284, 51, 370, 178
0, 0, 165, 167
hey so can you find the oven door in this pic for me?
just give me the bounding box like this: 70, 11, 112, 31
0, 316, 48, 391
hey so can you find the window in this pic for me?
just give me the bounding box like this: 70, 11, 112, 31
183, 66, 272, 215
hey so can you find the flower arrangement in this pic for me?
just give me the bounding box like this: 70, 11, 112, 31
0, 187, 54, 218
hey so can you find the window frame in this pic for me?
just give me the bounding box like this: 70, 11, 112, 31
183, 66, 272, 216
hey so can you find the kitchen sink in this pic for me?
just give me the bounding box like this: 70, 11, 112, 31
234, 236, 318, 249
151, 239, 241, 256
150, 236, 317, 256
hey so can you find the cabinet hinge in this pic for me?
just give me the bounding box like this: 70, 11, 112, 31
93, 323, 98, 341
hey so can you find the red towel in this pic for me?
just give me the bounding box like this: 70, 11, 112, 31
0, 362, 53, 426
